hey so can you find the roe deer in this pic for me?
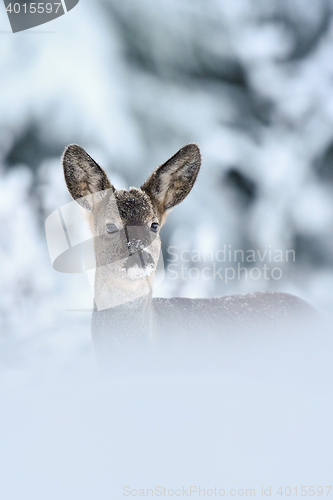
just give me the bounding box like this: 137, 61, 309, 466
62, 143, 315, 359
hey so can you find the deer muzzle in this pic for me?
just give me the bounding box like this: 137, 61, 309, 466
124, 250, 155, 271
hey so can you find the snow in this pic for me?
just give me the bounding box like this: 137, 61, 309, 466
126, 263, 155, 280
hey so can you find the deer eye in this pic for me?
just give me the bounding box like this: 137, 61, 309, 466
106, 223, 118, 234
151, 222, 159, 233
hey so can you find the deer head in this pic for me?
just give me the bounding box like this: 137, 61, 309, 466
62, 143, 201, 308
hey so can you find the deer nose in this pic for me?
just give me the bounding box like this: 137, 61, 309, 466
125, 226, 155, 254
124, 250, 154, 271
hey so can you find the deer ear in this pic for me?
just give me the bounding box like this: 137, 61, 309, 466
141, 144, 201, 213
62, 144, 114, 212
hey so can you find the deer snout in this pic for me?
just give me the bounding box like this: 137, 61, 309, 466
125, 226, 156, 254
124, 250, 154, 271
122, 226, 157, 275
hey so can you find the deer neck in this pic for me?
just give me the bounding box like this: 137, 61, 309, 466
92, 268, 155, 341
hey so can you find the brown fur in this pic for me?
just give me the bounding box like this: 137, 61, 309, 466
141, 143, 201, 214
63, 145, 114, 212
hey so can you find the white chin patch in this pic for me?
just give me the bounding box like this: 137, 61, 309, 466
125, 263, 155, 280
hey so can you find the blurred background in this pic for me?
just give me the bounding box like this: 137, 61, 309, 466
1, 3, 333, 497
1, 0, 333, 349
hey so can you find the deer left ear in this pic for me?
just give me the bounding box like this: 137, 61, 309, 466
63, 144, 114, 212
141, 143, 201, 213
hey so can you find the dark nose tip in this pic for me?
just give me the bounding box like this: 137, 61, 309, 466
126, 226, 155, 255
124, 250, 154, 271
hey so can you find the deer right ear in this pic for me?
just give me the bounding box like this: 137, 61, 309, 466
141, 143, 201, 214
62, 144, 114, 212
